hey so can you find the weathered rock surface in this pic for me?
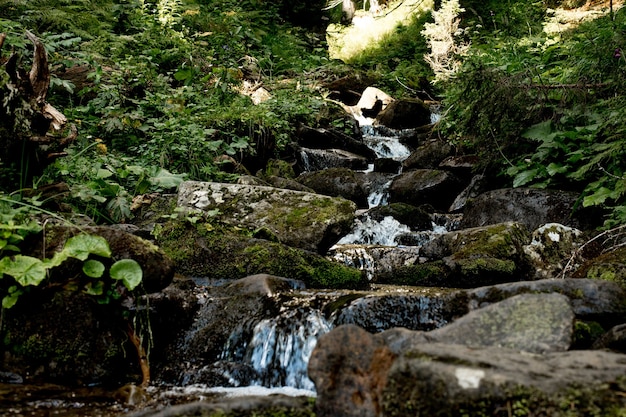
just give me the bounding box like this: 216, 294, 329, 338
384, 343, 626, 417
423, 293, 575, 353
155, 222, 364, 289
298, 147, 369, 171
401, 139, 453, 171
375, 98, 431, 129
388, 169, 465, 211
296, 125, 377, 161
523, 223, 585, 279
296, 167, 368, 208
461, 188, 599, 231
366, 202, 432, 231
177, 180, 356, 253
398, 222, 533, 288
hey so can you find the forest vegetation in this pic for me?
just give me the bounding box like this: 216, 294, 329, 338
0, 0, 625, 247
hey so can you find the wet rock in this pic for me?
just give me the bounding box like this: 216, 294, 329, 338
154, 222, 365, 289
447, 174, 487, 212
366, 202, 432, 231
375, 98, 431, 129
401, 139, 453, 171
574, 246, 626, 287
461, 188, 600, 231
329, 244, 422, 281
333, 288, 455, 332
373, 157, 401, 173
128, 394, 315, 417
296, 125, 377, 161
408, 222, 533, 288
383, 343, 626, 416
298, 147, 369, 171
308, 325, 395, 417
523, 223, 585, 279
177, 180, 356, 253
465, 278, 626, 326
388, 169, 465, 212
593, 323, 626, 352
429, 293, 574, 353
296, 168, 368, 208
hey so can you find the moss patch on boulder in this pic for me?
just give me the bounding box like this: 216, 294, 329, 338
155, 220, 365, 289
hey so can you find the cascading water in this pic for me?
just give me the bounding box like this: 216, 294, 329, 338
204, 106, 454, 395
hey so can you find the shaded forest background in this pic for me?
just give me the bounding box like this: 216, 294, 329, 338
0, 0, 625, 227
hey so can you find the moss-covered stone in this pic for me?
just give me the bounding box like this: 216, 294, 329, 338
410, 222, 533, 288
575, 246, 626, 289
155, 220, 366, 289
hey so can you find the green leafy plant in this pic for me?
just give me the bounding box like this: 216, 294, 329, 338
0, 232, 143, 308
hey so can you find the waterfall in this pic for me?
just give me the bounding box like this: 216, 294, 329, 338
247, 309, 332, 390
220, 303, 333, 390
336, 216, 411, 246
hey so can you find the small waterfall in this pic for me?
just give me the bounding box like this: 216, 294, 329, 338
247, 309, 331, 390
219, 300, 334, 390
300, 149, 312, 172
336, 216, 411, 246
361, 125, 411, 161
330, 246, 376, 280
367, 179, 392, 208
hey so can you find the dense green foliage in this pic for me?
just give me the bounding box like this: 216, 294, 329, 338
2, 0, 626, 228
0, 0, 332, 222
438, 0, 626, 226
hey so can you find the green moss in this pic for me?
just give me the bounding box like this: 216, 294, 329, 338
386, 262, 448, 286
156, 219, 366, 289
572, 320, 605, 349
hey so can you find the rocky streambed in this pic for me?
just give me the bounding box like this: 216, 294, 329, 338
3, 87, 626, 416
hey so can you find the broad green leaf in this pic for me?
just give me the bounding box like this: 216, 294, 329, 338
110, 259, 143, 290
2, 293, 20, 309
522, 121, 554, 141
0, 255, 46, 286
97, 168, 114, 179
513, 168, 539, 188
546, 163, 569, 176
83, 259, 105, 278
84, 280, 104, 296
64, 234, 111, 260
583, 187, 614, 207
149, 168, 186, 190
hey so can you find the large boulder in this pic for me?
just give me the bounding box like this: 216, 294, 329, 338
177, 181, 356, 253
375, 98, 431, 129
383, 343, 626, 416
296, 168, 369, 209
402, 139, 453, 171
396, 222, 533, 288
297, 147, 369, 171
461, 188, 600, 231
155, 221, 365, 289
388, 169, 465, 212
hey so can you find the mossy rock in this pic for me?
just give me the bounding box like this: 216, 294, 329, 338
400, 222, 533, 288
155, 220, 366, 289
575, 246, 626, 288
366, 202, 432, 231
1, 290, 138, 385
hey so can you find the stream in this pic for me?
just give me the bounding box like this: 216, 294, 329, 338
3, 112, 460, 416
